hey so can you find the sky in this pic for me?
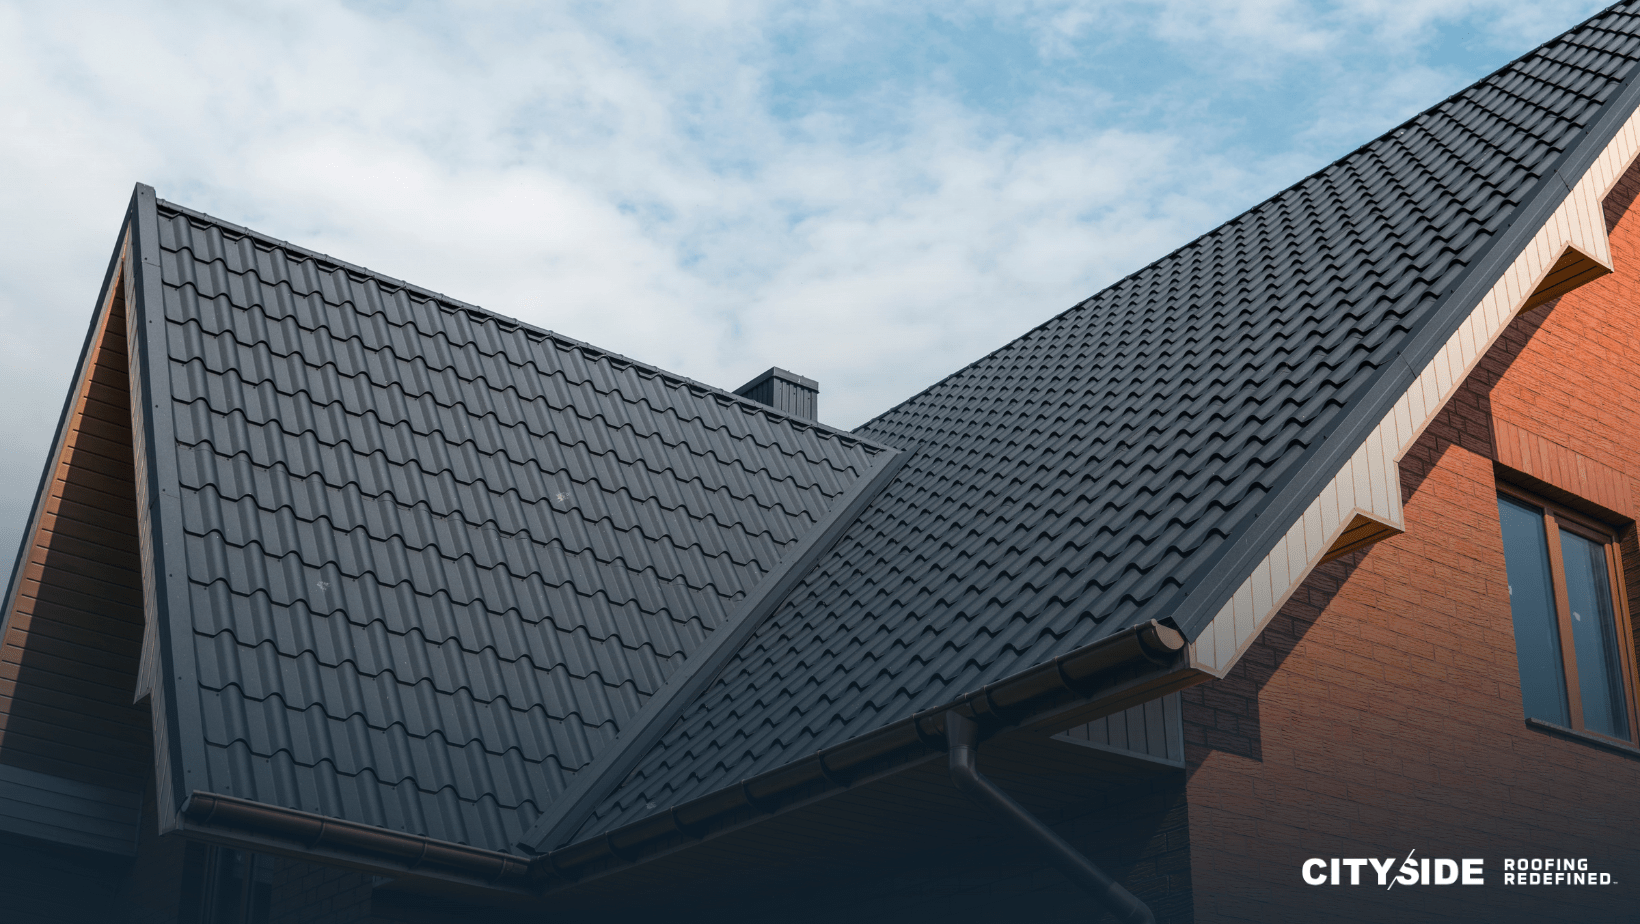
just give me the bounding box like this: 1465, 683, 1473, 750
0, 0, 1615, 578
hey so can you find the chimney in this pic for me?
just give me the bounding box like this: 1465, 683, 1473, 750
734, 367, 819, 421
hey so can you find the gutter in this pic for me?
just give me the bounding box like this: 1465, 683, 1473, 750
531, 618, 1196, 888
519, 446, 912, 854
165, 621, 1192, 899
946, 710, 1155, 924
178, 793, 532, 893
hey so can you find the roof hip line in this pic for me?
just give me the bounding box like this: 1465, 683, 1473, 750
517, 446, 913, 855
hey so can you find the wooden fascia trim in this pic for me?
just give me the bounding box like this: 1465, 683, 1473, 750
1188, 105, 1640, 679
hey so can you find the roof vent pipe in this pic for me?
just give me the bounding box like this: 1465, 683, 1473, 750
733, 367, 818, 420
945, 711, 1155, 924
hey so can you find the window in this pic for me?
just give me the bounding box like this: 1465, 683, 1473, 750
1497, 488, 1638, 745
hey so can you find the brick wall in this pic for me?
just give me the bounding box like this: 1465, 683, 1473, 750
267, 857, 374, 924
1179, 161, 1640, 923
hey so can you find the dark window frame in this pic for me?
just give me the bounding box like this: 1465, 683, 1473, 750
1498, 483, 1640, 746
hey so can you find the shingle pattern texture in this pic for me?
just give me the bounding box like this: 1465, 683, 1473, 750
574, 6, 1640, 838
150, 203, 887, 850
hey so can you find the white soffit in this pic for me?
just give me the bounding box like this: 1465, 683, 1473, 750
1188, 108, 1640, 678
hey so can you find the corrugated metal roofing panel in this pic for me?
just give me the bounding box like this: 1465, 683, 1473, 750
573, 4, 1640, 840
142, 201, 890, 851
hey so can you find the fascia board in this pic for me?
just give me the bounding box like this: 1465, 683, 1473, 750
1190, 90, 1640, 677
1166, 53, 1640, 654
126, 182, 211, 827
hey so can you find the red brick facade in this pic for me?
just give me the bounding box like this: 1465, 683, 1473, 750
1181, 163, 1640, 923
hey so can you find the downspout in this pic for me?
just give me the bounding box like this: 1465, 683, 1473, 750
945, 710, 1155, 924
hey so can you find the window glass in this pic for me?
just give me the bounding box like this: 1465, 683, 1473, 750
1560, 528, 1630, 740
1497, 497, 1569, 726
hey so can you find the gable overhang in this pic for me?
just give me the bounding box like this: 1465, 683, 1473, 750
0, 211, 148, 855
1186, 91, 1640, 678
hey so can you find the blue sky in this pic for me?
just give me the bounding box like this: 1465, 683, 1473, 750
0, 0, 1613, 575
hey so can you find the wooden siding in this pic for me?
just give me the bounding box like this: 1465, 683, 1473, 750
0, 270, 149, 800
1522, 245, 1613, 312
1320, 513, 1404, 566
1057, 693, 1184, 769
1190, 104, 1640, 677
0, 762, 141, 855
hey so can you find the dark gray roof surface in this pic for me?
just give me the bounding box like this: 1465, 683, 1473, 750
570, 4, 1640, 839
142, 202, 890, 850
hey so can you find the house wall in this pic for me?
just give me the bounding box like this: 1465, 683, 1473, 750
0, 278, 150, 795
558, 770, 1194, 924
1180, 164, 1640, 923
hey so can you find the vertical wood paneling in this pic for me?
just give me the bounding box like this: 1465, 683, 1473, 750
1190, 105, 1640, 678
1057, 693, 1184, 768
0, 272, 148, 795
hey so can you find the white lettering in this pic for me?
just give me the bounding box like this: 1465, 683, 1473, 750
1302, 859, 1327, 886
1342, 859, 1368, 885
1369, 857, 1395, 886
1397, 859, 1419, 887
1433, 859, 1458, 885
1462, 859, 1484, 885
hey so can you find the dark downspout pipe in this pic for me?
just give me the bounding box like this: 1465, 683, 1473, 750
946, 711, 1156, 924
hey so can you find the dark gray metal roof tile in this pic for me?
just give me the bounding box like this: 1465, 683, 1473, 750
139, 194, 892, 852
576, 3, 1640, 819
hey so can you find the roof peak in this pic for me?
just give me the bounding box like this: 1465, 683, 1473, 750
150, 194, 882, 451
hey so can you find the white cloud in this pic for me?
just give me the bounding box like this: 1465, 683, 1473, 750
0, 0, 1614, 572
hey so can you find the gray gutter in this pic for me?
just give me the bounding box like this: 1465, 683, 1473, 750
530, 619, 1194, 888
518, 447, 911, 853
178, 793, 532, 893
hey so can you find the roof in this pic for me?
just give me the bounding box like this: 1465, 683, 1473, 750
129, 195, 893, 851
11, 0, 1640, 893
562, 3, 1640, 843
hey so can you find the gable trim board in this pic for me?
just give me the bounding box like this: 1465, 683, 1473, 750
1165, 38, 1640, 669
519, 445, 911, 854
1190, 99, 1640, 678
126, 183, 203, 833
